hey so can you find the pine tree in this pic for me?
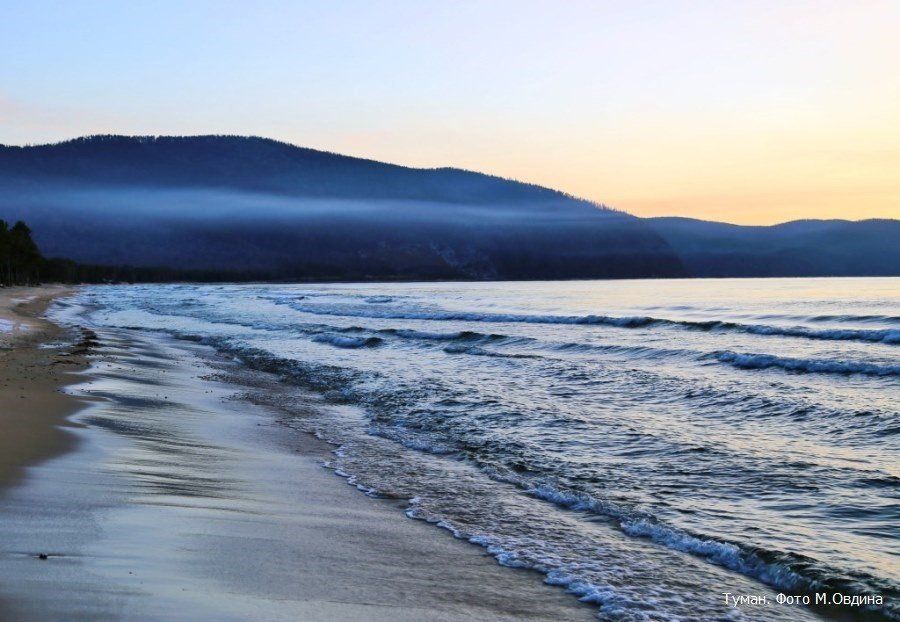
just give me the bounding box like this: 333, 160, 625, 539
0, 220, 11, 286
0, 220, 43, 285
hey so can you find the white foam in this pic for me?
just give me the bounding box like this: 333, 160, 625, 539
524, 484, 814, 595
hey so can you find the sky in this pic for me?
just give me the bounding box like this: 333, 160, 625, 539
1, 0, 898, 224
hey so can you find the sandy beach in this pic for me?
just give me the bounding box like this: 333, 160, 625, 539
0, 287, 86, 490
0, 288, 594, 621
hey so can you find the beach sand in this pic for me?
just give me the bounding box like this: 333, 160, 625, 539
0, 290, 594, 621
0, 286, 85, 490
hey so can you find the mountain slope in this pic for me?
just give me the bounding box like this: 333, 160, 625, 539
1, 135, 896, 280
648, 217, 900, 277
0, 135, 587, 205
0, 135, 685, 280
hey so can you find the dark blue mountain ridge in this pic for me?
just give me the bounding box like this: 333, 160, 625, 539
0, 135, 677, 280
0, 134, 611, 209
0, 135, 896, 279
647, 216, 899, 277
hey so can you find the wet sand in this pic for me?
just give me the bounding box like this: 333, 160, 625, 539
0, 298, 594, 621
0, 286, 85, 490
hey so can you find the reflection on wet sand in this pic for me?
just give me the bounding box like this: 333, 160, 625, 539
0, 327, 594, 622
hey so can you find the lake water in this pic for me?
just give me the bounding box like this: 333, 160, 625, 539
68, 278, 899, 620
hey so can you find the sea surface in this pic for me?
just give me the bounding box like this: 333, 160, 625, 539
65, 278, 898, 620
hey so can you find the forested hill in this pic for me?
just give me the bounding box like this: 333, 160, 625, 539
648, 217, 900, 277
0, 135, 684, 281
0, 135, 600, 208
1, 136, 896, 281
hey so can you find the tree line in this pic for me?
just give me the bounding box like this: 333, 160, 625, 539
0, 220, 43, 286
0, 218, 295, 285
0, 218, 187, 285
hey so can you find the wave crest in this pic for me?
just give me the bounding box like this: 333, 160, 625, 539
714, 351, 899, 377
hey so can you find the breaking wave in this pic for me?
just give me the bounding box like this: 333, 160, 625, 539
312, 333, 383, 349
76, 281, 900, 621
282, 302, 900, 344
714, 351, 900, 377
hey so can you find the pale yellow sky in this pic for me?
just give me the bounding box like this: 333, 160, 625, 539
2, 1, 898, 224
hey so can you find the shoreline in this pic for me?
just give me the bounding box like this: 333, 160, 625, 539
0, 293, 596, 621
0, 286, 87, 491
